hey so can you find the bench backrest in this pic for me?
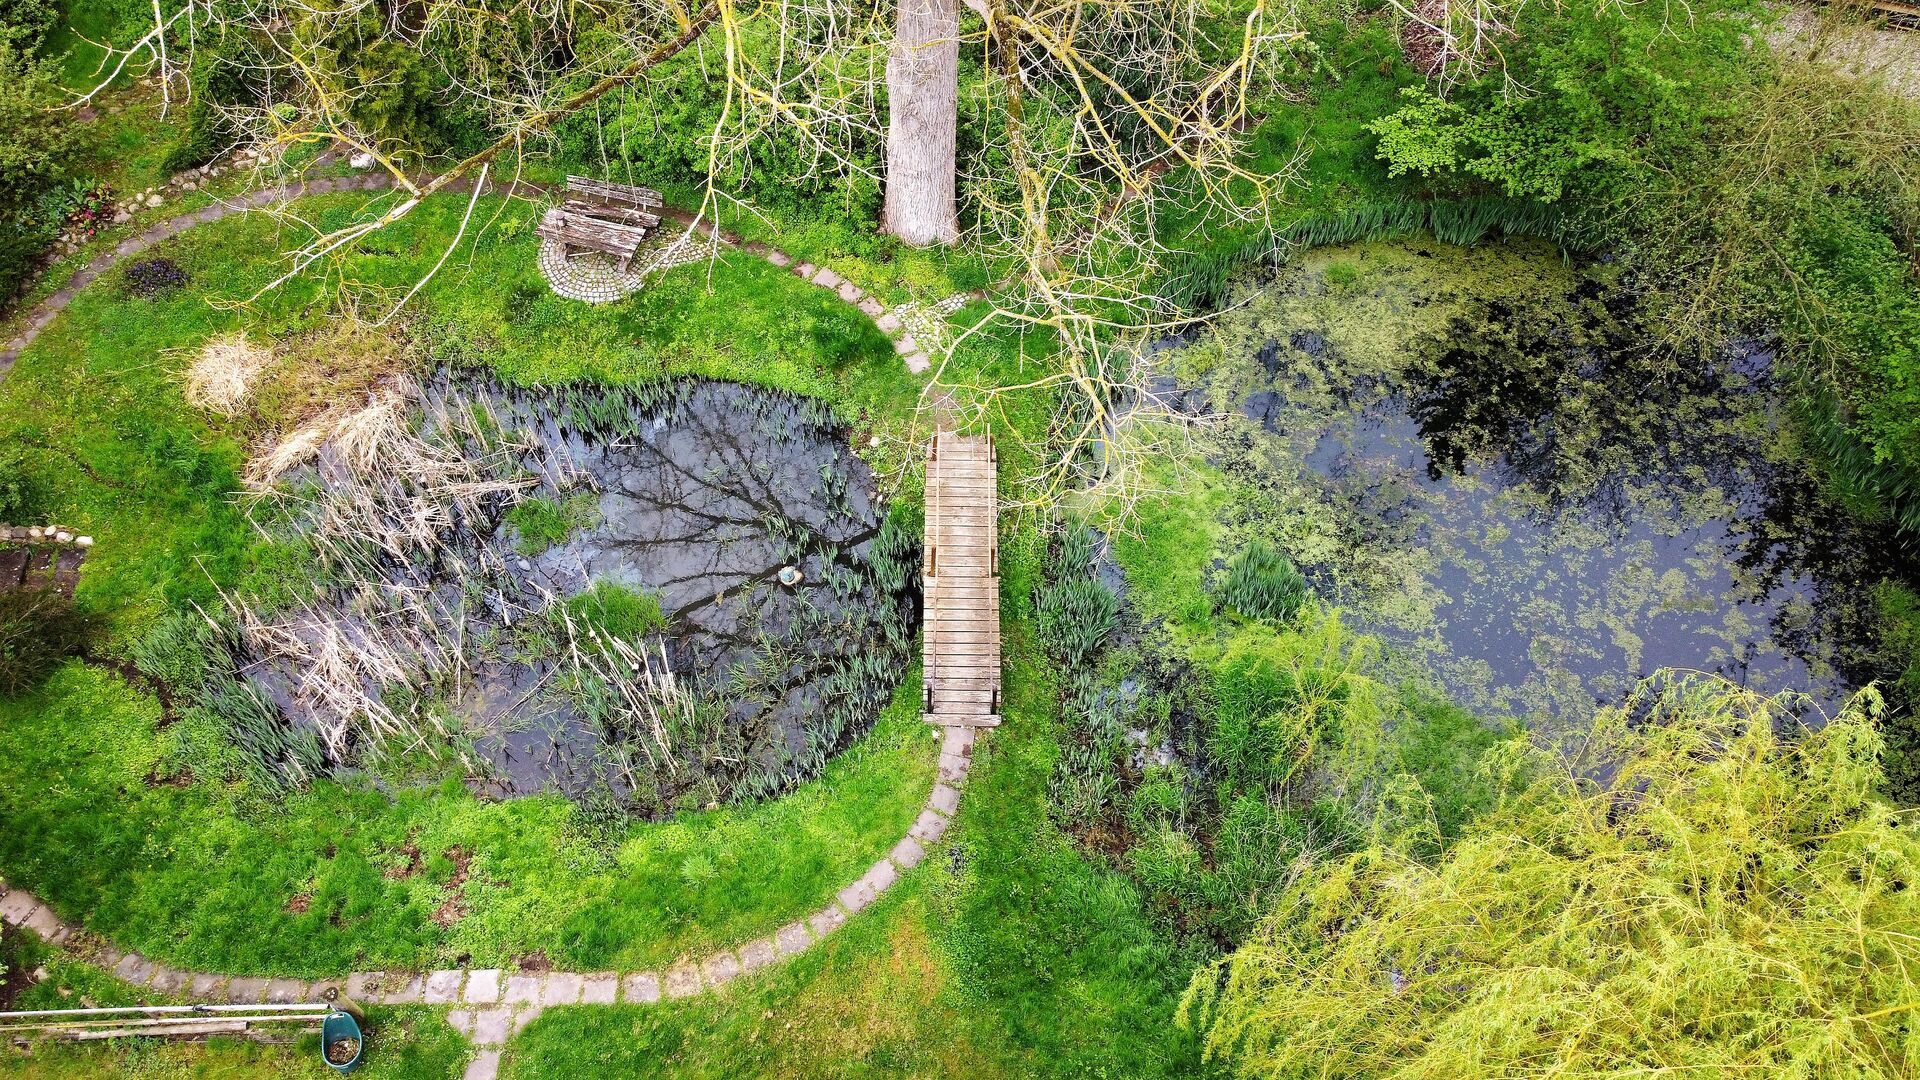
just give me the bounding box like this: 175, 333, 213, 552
566, 175, 664, 210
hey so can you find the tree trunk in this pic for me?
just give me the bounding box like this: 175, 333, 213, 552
883, 0, 960, 246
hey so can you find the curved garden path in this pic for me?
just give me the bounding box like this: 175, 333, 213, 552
0, 168, 985, 1079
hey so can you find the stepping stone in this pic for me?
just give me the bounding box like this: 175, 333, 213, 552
464, 1049, 502, 1080
423, 969, 464, 1004
894, 334, 920, 356
838, 282, 864, 304
0, 891, 37, 924
701, 952, 741, 987
502, 973, 543, 1005
938, 752, 970, 784
738, 938, 777, 973
774, 921, 813, 957
263, 978, 308, 1003
149, 968, 186, 995
858, 297, 886, 317
512, 1007, 543, 1034
580, 973, 618, 1004
226, 976, 270, 1003
309, 978, 343, 1003
942, 727, 977, 758
447, 1009, 472, 1036
876, 313, 903, 333
910, 808, 950, 845
663, 964, 701, 999
765, 250, 792, 267
22, 904, 65, 941
929, 782, 961, 816
807, 904, 848, 940
837, 859, 898, 914
188, 973, 227, 1000
541, 972, 582, 1006
464, 969, 502, 1004
812, 267, 842, 289
891, 835, 927, 870
377, 975, 424, 1004
114, 954, 155, 986
471, 1007, 512, 1045
622, 972, 661, 1003
904, 351, 932, 375
794, 262, 817, 279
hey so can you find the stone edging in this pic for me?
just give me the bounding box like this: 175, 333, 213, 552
1, 725, 974, 1078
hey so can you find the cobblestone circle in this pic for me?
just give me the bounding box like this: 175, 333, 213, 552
0, 172, 983, 1080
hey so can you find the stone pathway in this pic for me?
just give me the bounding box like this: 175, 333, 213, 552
0, 726, 975, 1079
3, 171, 956, 382
0, 170, 986, 1080
0, 173, 399, 380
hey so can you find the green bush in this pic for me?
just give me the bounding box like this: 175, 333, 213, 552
0, 587, 98, 697
0, 43, 80, 310
1219, 539, 1309, 622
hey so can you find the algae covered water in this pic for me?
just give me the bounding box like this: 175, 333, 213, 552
1167, 241, 1905, 733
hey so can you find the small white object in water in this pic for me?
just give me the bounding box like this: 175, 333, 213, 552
777, 565, 803, 587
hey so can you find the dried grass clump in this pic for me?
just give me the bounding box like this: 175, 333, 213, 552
184, 333, 275, 415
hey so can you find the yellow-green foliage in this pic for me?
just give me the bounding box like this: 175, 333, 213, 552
1183, 678, 1920, 1078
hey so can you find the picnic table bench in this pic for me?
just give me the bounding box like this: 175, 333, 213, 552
536, 209, 649, 272
536, 176, 667, 272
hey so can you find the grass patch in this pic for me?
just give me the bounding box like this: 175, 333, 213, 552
505, 493, 599, 556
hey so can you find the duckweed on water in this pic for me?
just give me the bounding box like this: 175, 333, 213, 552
1166, 241, 1920, 736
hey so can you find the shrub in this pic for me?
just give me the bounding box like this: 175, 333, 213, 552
0, 42, 81, 311
1220, 539, 1309, 622
0, 0, 60, 51
1184, 681, 1920, 1079
0, 587, 99, 697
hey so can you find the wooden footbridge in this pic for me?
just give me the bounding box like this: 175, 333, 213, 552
922, 429, 1001, 728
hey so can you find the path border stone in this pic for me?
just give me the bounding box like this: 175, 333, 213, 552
0, 720, 975, 1080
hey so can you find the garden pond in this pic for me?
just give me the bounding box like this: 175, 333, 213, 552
1162, 240, 1913, 737
232, 376, 918, 814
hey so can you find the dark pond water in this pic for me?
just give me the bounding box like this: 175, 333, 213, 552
248, 376, 917, 812
1169, 242, 1906, 734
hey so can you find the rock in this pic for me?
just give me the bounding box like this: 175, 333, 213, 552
113, 210, 131, 224
146, 194, 163, 208
349, 151, 375, 169
181, 181, 196, 191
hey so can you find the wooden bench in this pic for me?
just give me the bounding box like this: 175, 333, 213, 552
536, 208, 648, 272
566, 175, 665, 211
